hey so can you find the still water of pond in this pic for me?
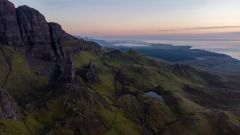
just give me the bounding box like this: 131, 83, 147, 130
146, 92, 163, 101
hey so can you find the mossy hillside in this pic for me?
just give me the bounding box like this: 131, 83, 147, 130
27, 81, 133, 135
47, 128, 74, 135
0, 47, 239, 134
0, 46, 48, 101
72, 50, 214, 117
116, 65, 204, 93
0, 99, 68, 135
73, 51, 116, 96
73, 51, 102, 68
0, 87, 115, 135
71, 50, 209, 114
96, 105, 142, 135
89, 66, 115, 96
25, 99, 68, 134
0, 118, 31, 135
76, 50, 240, 134
60, 50, 240, 134
73, 50, 207, 96
115, 94, 175, 133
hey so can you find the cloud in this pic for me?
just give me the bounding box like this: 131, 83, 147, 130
46, 0, 87, 8
159, 26, 240, 32
185, 26, 240, 30
158, 29, 179, 32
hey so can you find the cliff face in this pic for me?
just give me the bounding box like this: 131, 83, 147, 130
0, 0, 101, 61
0, 0, 22, 46
16, 6, 57, 60
16, 6, 51, 46
49, 22, 67, 59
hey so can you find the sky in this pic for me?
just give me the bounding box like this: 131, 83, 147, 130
11, 0, 240, 38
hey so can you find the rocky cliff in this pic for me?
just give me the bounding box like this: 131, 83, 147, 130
0, 0, 22, 46
0, 0, 101, 61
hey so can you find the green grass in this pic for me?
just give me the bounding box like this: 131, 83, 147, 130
0, 118, 31, 135
0, 46, 48, 101
97, 106, 142, 135
47, 128, 74, 135
24, 100, 67, 135
89, 67, 115, 96
73, 51, 102, 68
0, 45, 239, 135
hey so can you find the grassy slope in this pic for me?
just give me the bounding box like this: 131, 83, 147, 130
0, 47, 240, 135
0, 46, 48, 101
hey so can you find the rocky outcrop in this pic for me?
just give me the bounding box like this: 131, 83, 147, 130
86, 60, 99, 83
0, 0, 101, 61
0, 89, 22, 120
50, 56, 75, 83
0, 0, 22, 46
64, 56, 75, 82
52, 116, 106, 135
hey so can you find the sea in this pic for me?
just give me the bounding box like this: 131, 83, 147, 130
97, 37, 240, 60
144, 38, 240, 60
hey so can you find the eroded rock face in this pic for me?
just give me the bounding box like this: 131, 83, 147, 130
50, 56, 75, 83
54, 116, 106, 135
16, 6, 51, 46
64, 56, 75, 82
1, 1, 101, 61
0, 89, 22, 120
0, 0, 22, 46
49, 22, 67, 59
86, 60, 99, 83
16, 6, 56, 60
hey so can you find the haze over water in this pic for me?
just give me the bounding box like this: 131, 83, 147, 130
93, 36, 240, 60
144, 38, 240, 60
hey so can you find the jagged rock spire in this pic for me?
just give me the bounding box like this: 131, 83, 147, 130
50, 54, 75, 83
86, 60, 99, 83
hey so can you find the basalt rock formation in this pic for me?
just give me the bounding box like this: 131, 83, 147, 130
86, 60, 99, 83
50, 56, 76, 83
0, 0, 22, 46
49, 22, 67, 59
16, 5, 55, 60
0, 0, 101, 61
64, 56, 75, 82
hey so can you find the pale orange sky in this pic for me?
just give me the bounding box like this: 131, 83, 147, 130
12, 0, 240, 36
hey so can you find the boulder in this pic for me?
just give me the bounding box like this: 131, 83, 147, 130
0, 89, 22, 120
